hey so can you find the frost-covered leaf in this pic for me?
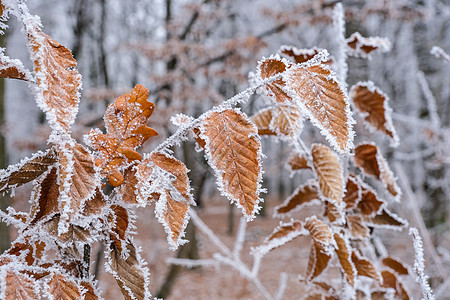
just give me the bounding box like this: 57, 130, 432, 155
287, 152, 310, 170
3, 269, 39, 299
280, 46, 334, 65
351, 252, 381, 281
151, 152, 193, 248
6, 238, 45, 266
306, 242, 331, 281
334, 233, 356, 286
30, 167, 59, 223
44, 215, 90, 245
346, 32, 391, 58
343, 175, 361, 210
284, 61, 355, 154
350, 82, 398, 144
382, 257, 408, 275
46, 273, 81, 300
252, 220, 303, 256
381, 270, 410, 300
252, 105, 303, 138
0, 148, 57, 193
86, 84, 158, 186
354, 143, 401, 199
108, 205, 129, 254
82, 189, 107, 216
80, 281, 100, 300
274, 181, 319, 217
357, 185, 384, 216
311, 144, 344, 206
107, 241, 150, 300
257, 56, 292, 103
304, 217, 333, 248
199, 108, 263, 219
326, 202, 344, 224
346, 215, 369, 239
0, 51, 33, 81
365, 208, 407, 229
25, 21, 82, 133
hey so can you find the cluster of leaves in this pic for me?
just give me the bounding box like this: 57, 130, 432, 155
249, 25, 414, 299
0, 1, 429, 299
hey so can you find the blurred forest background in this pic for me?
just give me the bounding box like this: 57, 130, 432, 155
1, 0, 449, 298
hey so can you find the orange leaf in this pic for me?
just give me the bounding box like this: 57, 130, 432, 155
346, 215, 369, 239
351, 252, 381, 281
381, 270, 410, 300
257, 56, 292, 103
80, 281, 100, 300
311, 144, 344, 207
287, 152, 310, 170
350, 82, 398, 144
252, 220, 303, 256
108, 205, 129, 253
199, 109, 262, 219
346, 32, 391, 58
357, 185, 384, 216
6, 238, 45, 266
151, 152, 193, 248
46, 273, 81, 300
382, 257, 409, 275
343, 175, 361, 210
30, 167, 59, 224
4, 269, 38, 300
252, 105, 303, 138
334, 233, 356, 286
0, 147, 57, 194
86, 84, 158, 186
26, 27, 81, 132
306, 242, 331, 281
0, 53, 32, 81
365, 208, 407, 229
354, 143, 401, 199
280, 46, 334, 65
284, 62, 354, 154
304, 217, 333, 248
274, 181, 319, 217
252, 107, 276, 135
107, 241, 150, 300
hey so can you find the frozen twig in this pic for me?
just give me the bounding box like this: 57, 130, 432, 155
166, 258, 219, 269
395, 163, 447, 280
233, 217, 247, 259
417, 71, 440, 130
409, 228, 435, 300
332, 3, 348, 87
273, 272, 288, 300
430, 46, 450, 63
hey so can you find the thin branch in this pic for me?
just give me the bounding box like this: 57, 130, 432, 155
273, 273, 288, 300
233, 217, 247, 259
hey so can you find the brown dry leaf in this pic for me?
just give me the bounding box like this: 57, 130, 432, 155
80, 281, 99, 300
346, 215, 369, 239
0, 148, 57, 193
334, 233, 356, 286
253, 221, 303, 256
150, 152, 193, 248
354, 143, 400, 198
0, 55, 31, 81
86, 84, 158, 186
366, 208, 407, 229
119, 167, 140, 205
280, 46, 334, 65
274, 182, 318, 217
109, 242, 148, 300
304, 217, 333, 247
350, 82, 397, 143
252, 105, 303, 138
4, 269, 38, 300
357, 186, 384, 216
311, 144, 344, 205
57, 142, 98, 219
44, 215, 90, 245
258, 57, 292, 103
306, 242, 332, 281
82, 189, 107, 216
381, 270, 410, 300
199, 109, 262, 219
326, 201, 344, 223
108, 205, 129, 253
47, 273, 81, 300
343, 175, 361, 210
382, 257, 409, 275
27, 28, 81, 132
6, 239, 45, 266
30, 167, 59, 223
351, 252, 381, 281
346, 32, 391, 57
284, 64, 354, 154
287, 152, 310, 170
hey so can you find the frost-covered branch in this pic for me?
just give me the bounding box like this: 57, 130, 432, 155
332, 3, 348, 86
417, 71, 440, 130
430, 46, 450, 63
409, 228, 435, 300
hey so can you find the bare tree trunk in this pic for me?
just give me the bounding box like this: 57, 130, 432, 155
0, 30, 10, 253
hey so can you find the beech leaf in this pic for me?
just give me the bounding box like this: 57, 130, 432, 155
46, 273, 81, 300
284, 61, 355, 154
365, 208, 408, 229
280, 46, 334, 65
3, 269, 39, 300
0, 51, 33, 81
274, 181, 319, 217
346, 32, 391, 58
382, 257, 409, 275
334, 233, 356, 286
86, 84, 158, 186
199, 108, 263, 219
287, 152, 310, 171
304, 217, 333, 248
306, 242, 331, 281
108, 205, 129, 253
351, 252, 381, 281
354, 143, 401, 199
257, 56, 292, 103
343, 174, 361, 210
350, 81, 398, 145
